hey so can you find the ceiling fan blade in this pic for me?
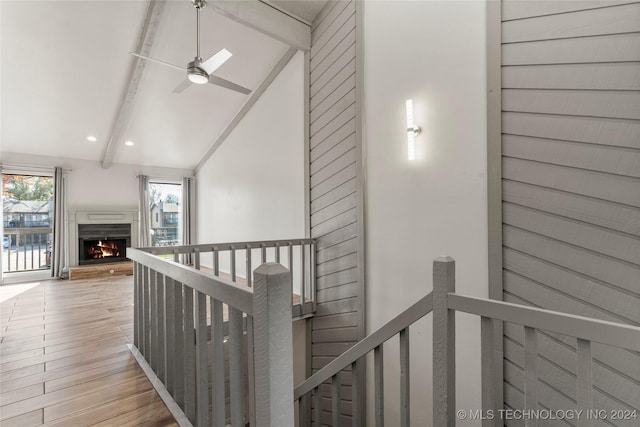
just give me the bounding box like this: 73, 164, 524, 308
172, 79, 193, 94
201, 48, 232, 75
208, 75, 251, 95
130, 52, 185, 73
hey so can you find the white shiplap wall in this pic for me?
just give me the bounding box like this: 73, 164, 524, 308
500, 1, 640, 423
309, 0, 363, 424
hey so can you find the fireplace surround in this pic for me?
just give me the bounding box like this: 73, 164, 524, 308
68, 208, 139, 267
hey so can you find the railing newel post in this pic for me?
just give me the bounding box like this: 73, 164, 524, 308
433, 256, 456, 427
252, 262, 294, 426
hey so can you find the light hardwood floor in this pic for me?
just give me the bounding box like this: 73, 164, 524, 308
0, 275, 177, 426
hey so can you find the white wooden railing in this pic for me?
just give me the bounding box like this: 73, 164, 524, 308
127, 245, 299, 427
294, 257, 640, 426
138, 238, 316, 318
127, 248, 640, 426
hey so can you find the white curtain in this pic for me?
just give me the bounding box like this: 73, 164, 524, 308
51, 167, 68, 278
138, 175, 151, 247
181, 177, 194, 264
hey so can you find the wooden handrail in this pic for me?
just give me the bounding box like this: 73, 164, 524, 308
449, 293, 640, 352
294, 292, 433, 399
127, 247, 254, 314
137, 238, 315, 255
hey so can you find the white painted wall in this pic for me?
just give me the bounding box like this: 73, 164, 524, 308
195, 51, 306, 386
195, 51, 305, 248
364, 1, 487, 425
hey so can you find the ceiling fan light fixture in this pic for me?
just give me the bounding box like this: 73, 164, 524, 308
188, 71, 208, 85
187, 61, 208, 84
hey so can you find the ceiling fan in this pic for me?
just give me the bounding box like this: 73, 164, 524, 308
130, 0, 251, 95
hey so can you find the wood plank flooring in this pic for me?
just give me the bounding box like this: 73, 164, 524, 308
0, 276, 177, 426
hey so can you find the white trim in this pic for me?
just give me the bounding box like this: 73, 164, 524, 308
1, 269, 52, 284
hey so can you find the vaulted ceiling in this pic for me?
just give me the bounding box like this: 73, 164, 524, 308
1, 0, 326, 170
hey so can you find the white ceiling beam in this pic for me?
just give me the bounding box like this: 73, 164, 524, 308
101, 0, 166, 169
194, 47, 298, 174
209, 1, 310, 51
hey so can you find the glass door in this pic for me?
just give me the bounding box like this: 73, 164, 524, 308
2, 173, 54, 275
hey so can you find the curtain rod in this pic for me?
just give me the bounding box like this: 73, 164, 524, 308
136, 175, 193, 180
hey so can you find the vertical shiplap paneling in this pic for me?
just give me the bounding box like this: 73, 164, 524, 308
500, 0, 640, 418
309, 0, 362, 424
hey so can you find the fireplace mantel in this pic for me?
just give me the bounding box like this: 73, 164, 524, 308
68, 207, 139, 267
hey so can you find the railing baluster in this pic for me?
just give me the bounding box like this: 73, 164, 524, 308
165, 277, 175, 395
288, 242, 294, 284
142, 266, 151, 362
352, 360, 360, 427
524, 326, 538, 427
481, 316, 497, 427
309, 241, 316, 313
211, 298, 225, 427
374, 344, 385, 426
400, 327, 410, 427
576, 339, 593, 427
314, 386, 321, 426
194, 290, 209, 426
261, 244, 267, 263
301, 242, 306, 307
16, 235, 20, 269
149, 270, 158, 372
194, 248, 200, 270
332, 373, 341, 426
299, 395, 308, 427
275, 242, 280, 263
246, 245, 252, 287
247, 315, 256, 426
183, 286, 196, 423
7, 236, 11, 271
231, 246, 237, 282
213, 247, 219, 275
174, 281, 185, 408
229, 307, 245, 426
30, 234, 34, 267
157, 273, 166, 383
133, 262, 140, 349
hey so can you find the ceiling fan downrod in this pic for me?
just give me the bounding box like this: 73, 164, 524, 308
188, 0, 208, 84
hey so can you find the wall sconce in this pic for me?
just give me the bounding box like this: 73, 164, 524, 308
405, 99, 421, 161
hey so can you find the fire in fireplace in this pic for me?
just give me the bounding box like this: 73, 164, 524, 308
86, 239, 123, 260
78, 223, 131, 265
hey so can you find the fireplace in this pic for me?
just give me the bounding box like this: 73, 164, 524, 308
78, 223, 131, 265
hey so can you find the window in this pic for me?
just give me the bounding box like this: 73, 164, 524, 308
148, 181, 181, 247
2, 173, 54, 273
